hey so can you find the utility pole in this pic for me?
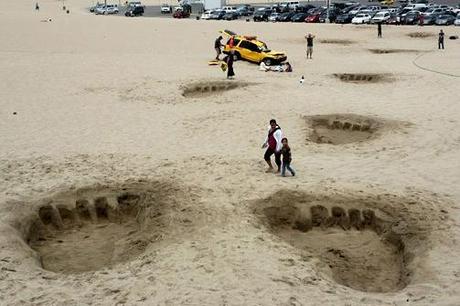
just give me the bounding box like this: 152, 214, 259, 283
326, 0, 330, 23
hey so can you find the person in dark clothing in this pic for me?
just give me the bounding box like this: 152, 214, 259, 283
35, 2, 39, 10
214, 36, 223, 60
438, 30, 445, 50
377, 22, 382, 38
262, 119, 283, 173
280, 138, 295, 177
305, 33, 315, 59
225, 51, 235, 79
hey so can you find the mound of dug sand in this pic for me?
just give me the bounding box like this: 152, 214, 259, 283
253, 190, 442, 293
369, 49, 422, 54
333, 73, 393, 83
181, 80, 251, 98
24, 181, 202, 274
304, 113, 410, 145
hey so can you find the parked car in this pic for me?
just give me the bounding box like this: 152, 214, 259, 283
90, 3, 104, 12
351, 13, 372, 24
335, 13, 354, 23
222, 6, 237, 13
278, 11, 296, 22
223, 11, 239, 20
106, 5, 119, 14
435, 14, 456, 25
201, 10, 214, 20
173, 7, 190, 19
160, 4, 172, 14
319, 10, 338, 22
253, 8, 272, 22
236, 5, 254, 16
220, 30, 287, 65
386, 13, 400, 24
455, 14, 460, 26
296, 4, 316, 13
209, 10, 225, 20
421, 13, 441, 25
125, 5, 144, 16
422, 8, 445, 16
268, 12, 281, 22
305, 13, 321, 23
291, 12, 308, 22
370, 11, 390, 23
128, 1, 143, 8
95, 4, 118, 15
401, 11, 420, 24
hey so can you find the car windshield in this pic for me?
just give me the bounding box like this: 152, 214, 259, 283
259, 44, 270, 52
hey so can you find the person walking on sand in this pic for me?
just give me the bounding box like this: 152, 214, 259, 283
35, 2, 39, 10
305, 33, 315, 59
438, 30, 445, 50
262, 119, 283, 173
377, 22, 382, 38
280, 138, 295, 177
214, 36, 223, 60
225, 51, 235, 79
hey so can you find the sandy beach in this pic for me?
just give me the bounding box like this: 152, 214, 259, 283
1, 0, 460, 305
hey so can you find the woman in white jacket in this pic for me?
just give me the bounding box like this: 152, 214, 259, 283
261, 119, 283, 172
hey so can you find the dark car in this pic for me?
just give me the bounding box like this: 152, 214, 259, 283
125, 6, 144, 16
435, 14, 455, 25
236, 5, 254, 16
295, 4, 315, 13
401, 11, 420, 24
291, 12, 308, 22
421, 13, 440, 25
253, 8, 272, 22
279, 11, 296, 22
209, 10, 226, 20
223, 12, 239, 20
173, 9, 190, 18
319, 10, 338, 22
387, 13, 400, 25
335, 13, 354, 24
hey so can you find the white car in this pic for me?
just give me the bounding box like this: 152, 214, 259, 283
352, 13, 372, 24
95, 5, 118, 15
455, 15, 460, 26
200, 10, 214, 20
268, 12, 280, 22
106, 4, 119, 14
160, 4, 172, 14
222, 6, 237, 13
422, 8, 445, 16
371, 11, 390, 23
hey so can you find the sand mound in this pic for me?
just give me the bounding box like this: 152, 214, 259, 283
26, 181, 201, 274
369, 49, 421, 54
305, 114, 385, 145
333, 73, 392, 83
318, 39, 355, 45
407, 32, 435, 38
181, 81, 249, 98
253, 190, 436, 293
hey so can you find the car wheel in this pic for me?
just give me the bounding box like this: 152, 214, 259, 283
233, 52, 241, 60
263, 58, 272, 66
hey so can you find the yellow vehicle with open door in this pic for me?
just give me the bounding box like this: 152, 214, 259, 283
220, 30, 287, 66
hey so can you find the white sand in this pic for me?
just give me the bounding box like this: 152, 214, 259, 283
1, 0, 460, 305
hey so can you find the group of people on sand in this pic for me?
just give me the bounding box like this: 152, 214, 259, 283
213, 33, 316, 79
261, 119, 295, 177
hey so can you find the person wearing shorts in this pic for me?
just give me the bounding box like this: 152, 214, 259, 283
305, 33, 315, 59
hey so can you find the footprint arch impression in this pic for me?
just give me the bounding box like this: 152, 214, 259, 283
253, 190, 443, 293
27, 181, 202, 274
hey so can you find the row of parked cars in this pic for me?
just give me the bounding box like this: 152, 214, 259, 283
200, 2, 460, 26
89, 1, 145, 17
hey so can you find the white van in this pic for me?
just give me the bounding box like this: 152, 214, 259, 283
222, 6, 237, 13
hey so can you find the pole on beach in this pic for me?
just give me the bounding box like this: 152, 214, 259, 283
326, 0, 330, 23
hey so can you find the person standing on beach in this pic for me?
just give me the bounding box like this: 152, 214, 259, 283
280, 138, 295, 177
35, 2, 39, 10
214, 36, 223, 60
305, 33, 315, 59
377, 22, 382, 38
438, 30, 445, 50
224, 51, 235, 79
262, 119, 283, 173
